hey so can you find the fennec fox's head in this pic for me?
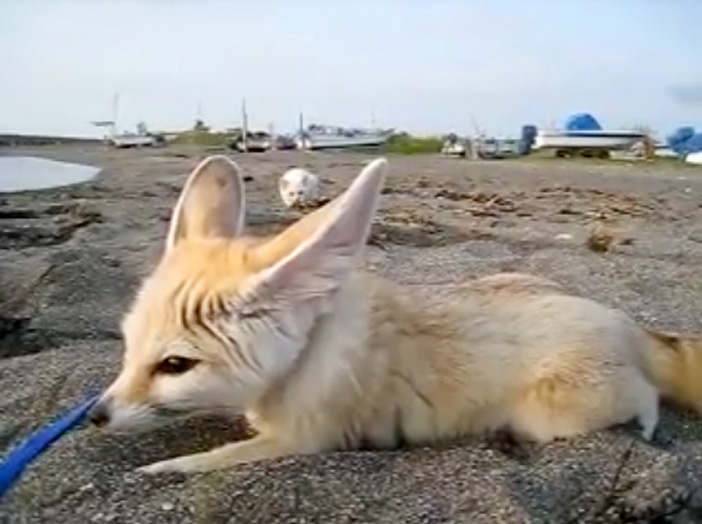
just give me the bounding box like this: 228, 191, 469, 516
89, 155, 387, 431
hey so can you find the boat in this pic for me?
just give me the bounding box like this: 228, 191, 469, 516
229, 131, 298, 152
274, 134, 297, 150
533, 113, 646, 157
109, 133, 161, 148
296, 124, 392, 150
653, 145, 681, 159
231, 130, 272, 152
106, 122, 165, 149
667, 126, 702, 161
474, 136, 522, 159
93, 95, 165, 149
534, 130, 647, 151
441, 133, 468, 157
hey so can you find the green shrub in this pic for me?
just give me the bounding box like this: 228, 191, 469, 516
383, 134, 443, 154
170, 130, 231, 147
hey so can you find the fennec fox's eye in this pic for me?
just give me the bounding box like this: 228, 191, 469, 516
155, 356, 200, 375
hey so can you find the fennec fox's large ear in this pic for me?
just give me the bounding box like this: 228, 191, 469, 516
246, 157, 387, 306
165, 155, 246, 251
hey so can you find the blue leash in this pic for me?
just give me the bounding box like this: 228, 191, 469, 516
0, 393, 99, 498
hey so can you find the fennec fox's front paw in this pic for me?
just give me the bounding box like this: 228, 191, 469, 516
138, 436, 295, 474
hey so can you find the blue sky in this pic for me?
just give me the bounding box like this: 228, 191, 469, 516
2, 0, 701, 138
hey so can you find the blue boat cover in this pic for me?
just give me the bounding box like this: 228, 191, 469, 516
565, 113, 602, 131
667, 126, 702, 155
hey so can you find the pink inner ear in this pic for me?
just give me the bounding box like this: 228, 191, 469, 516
249, 158, 387, 301
166, 155, 246, 250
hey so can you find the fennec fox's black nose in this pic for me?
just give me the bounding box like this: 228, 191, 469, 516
89, 400, 111, 427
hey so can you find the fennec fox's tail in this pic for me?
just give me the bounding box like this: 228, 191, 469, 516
641, 328, 702, 414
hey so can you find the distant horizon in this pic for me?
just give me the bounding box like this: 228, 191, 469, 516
0, 107, 693, 142
3, 1, 701, 139
3, 93, 696, 141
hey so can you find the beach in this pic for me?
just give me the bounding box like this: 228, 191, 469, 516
1, 144, 702, 523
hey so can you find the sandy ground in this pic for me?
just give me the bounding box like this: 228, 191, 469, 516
1, 144, 702, 523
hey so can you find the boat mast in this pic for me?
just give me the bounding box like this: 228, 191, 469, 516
196, 100, 203, 124
268, 122, 276, 150
111, 92, 120, 136
241, 98, 248, 152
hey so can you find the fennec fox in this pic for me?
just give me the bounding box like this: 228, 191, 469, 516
89, 155, 702, 474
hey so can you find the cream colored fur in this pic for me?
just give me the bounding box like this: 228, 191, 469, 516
91, 154, 702, 474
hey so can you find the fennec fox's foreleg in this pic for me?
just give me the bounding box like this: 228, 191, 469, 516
138, 435, 310, 474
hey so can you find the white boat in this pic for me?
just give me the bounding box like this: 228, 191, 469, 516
474, 136, 522, 159
441, 134, 467, 157
686, 152, 702, 165
231, 131, 272, 152
534, 129, 646, 151
441, 141, 467, 157
106, 122, 164, 148
109, 133, 159, 148
296, 124, 392, 150
654, 146, 681, 159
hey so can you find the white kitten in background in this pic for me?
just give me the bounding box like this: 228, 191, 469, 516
279, 168, 320, 208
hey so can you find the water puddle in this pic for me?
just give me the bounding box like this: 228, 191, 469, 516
0, 156, 100, 193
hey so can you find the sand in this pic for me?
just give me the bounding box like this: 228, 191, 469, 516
1, 145, 702, 523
